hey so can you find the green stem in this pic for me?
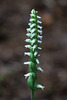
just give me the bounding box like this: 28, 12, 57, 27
31, 89, 34, 100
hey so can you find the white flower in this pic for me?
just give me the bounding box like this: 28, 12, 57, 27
24, 52, 30, 56
32, 45, 37, 51
38, 47, 42, 50
37, 16, 41, 19
36, 84, 45, 90
37, 25, 42, 29
31, 33, 36, 38
24, 61, 30, 65
36, 59, 39, 64
24, 73, 32, 79
38, 30, 42, 35
31, 39, 37, 45
34, 51, 38, 57
38, 35, 43, 40
37, 67, 44, 72
30, 19, 36, 22
30, 14, 35, 17
25, 39, 31, 43
31, 28, 36, 33
26, 33, 31, 37
30, 24, 36, 28
25, 45, 31, 49
27, 28, 30, 32
38, 40, 42, 44
37, 20, 42, 24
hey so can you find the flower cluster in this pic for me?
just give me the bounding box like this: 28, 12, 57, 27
24, 9, 44, 91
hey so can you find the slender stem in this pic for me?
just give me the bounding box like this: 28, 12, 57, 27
31, 89, 34, 100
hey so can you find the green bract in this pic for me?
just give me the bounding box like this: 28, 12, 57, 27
24, 9, 44, 100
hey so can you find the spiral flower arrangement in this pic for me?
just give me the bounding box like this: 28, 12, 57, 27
24, 9, 44, 100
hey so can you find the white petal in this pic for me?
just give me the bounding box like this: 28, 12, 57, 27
32, 39, 36, 43
27, 28, 30, 32
30, 24, 36, 28
34, 51, 38, 57
30, 14, 35, 17
36, 11, 38, 13
38, 35, 43, 40
30, 19, 36, 22
28, 23, 31, 26
37, 67, 44, 72
31, 28, 36, 33
37, 25, 42, 29
38, 54, 40, 56
32, 45, 37, 51
36, 59, 39, 64
36, 84, 45, 90
24, 52, 30, 56
24, 73, 32, 79
26, 33, 31, 37
37, 16, 41, 18
38, 40, 42, 44
31, 39, 37, 45
38, 47, 42, 50
31, 33, 36, 38
38, 30, 42, 35
25, 39, 31, 43
24, 61, 30, 65
25, 45, 31, 49
37, 20, 42, 24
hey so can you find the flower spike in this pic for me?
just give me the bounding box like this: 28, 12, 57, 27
24, 9, 44, 100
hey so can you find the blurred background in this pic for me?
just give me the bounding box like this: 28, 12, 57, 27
0, 0, 67, 100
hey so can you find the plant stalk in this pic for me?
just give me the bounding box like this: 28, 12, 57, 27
31, 89, 34, 100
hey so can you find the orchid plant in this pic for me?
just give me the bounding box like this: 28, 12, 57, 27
24, 9, 44, 100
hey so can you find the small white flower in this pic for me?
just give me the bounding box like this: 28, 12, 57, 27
25, 39, 31, 43
32, 45, 37, 51
31, 28, 36, 33
37, 15, 41, 19
37, 20, 42, 24
34, 51, 38, 57
38, 40, 42, 44
31, 33, 36, 38
38, 54, 40, 56
36, 59, 39, 64
24, 61, 30, 65
37, 67, 44, 72
30, 24, 36, 28
36, 11, 38, 13
30, 14, 35, 17
37, 25, 42, 29
24, 52, 30, 56
24, 73, 32, 79
27, 28, 30, 32
38, 35, 43, 40
31, 39, 37, 45
38, 47, 42, 50
36, 84, 45, 90
30, 19, 36, 22
31, 9, 37, 14
25, 45, 31, 49
38, 30, 42, 35
28, 23, 31, 26
26, 33, 31, 37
